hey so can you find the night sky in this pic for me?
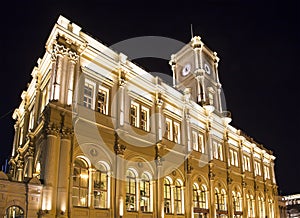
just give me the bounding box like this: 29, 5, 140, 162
0, 1, 299, 195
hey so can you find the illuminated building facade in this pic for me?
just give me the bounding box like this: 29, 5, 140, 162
1, 16, 279, 217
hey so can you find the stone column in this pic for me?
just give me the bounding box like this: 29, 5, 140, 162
114, 133, 126, 218
208, 164, 215, 218
56, 129, 72, 216
66, 51, 78, 105
118, 71, 126, 127
26, 146, 34, 179
33, 72, 42, 129
42, 124, 60, 217
155, 143, 164, 218
50, 44, 67, 101
185, 157, 193, 218
16, 157, 24, 182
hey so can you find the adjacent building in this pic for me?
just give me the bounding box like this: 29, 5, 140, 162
0, 15, 279, 217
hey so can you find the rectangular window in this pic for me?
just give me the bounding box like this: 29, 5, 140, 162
97, 86, 109, 115
199, 134, 205, 153
264, 165, 270, 179
173, 122, 181, 144
243, 155, 251, 172
229, 149, 239, 167
141, 106, 150, 131
166, 118, 173, 141
254, 161, 261, 176
130, 101, 150, 131
213, 141, 223, 161
192, 131, 205, 153
83, 81, 95, 109
130, 102, 139, 127
165, 118, 181, 143
192, 131, 198, 151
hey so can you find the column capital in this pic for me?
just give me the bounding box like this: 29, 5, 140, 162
60, 128, 73, 140
44, 122, 60, 137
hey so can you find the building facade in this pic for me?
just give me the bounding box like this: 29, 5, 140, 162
1, 15, 279, 217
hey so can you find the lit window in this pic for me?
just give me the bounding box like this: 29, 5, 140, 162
165, 118, 181, 143
258, 194, 265, 218
174, 180, 183, 214
140, 173, 151, 212
93, 163, 108, 209
254, 161, 261, 176
126, 169, 137, 211
130, 101, 150, 131
192, 131, 198, 151
192, 131, 205, 153
268, 198, 275, 218
140, 106, 150, 131
229, 149, 239, 167
72, 158, 89, 207
215, 188, 227, 212
247, 193, 255, 218
173, 122, 181, 144
232, 191, 242, 213
164, 178, 172, 214
243, 155, 251, 172
83, 81, 95, 109
29, 109, 34, 131
264, 165, 270, 179
97, 86, 109, 115
213, 141, 223, 161
165, 118, 173, 141
6, 206, 24, 218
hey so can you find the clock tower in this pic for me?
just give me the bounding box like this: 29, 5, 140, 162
170, 36, 224, 113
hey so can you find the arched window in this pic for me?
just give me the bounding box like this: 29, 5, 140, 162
174, 179, 183, 214
126, 169, 137, 211
193, 183, 200, 208
232, 191, 242, 212
268, 198, 274, 218
140, 172, 151, 212
72, 158, 89, 207
199, 184, 207, 209
258, 194, 265, 218
246, 193, 255, 218
6, 206, 24, 218
220, 189, 227, 211
93, 162, 109, 209
164, 177, 172, 214
215, 188, 227, 212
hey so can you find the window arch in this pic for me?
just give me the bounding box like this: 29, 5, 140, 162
174, 179, 184, 214
193, 183, 208, 209
258, 194, 265, 218
6, 205, 24, 218
164, 177, 172, 214
93, 162, 109, 209
140, 172, 151, 212
126, 169, 137, 211
72, 157, 89, 207
232, 190, 242, 217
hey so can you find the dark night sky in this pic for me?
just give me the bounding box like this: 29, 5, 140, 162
0, 0, 299, 195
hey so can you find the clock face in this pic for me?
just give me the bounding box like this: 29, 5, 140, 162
182, 63, 191, 76
204, 63, 211, 74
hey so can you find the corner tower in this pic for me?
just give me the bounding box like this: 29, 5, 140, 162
170, 36, 224, 113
